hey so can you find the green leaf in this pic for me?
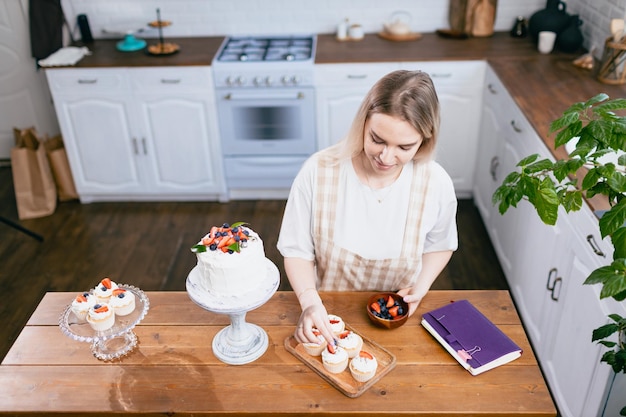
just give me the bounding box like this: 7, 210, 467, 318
517, 154, 540, 167
608, 171, 626, 193
600, 268, 626, 299
612, 229, 626, 259
608, 313, 625, 323
525, 158, 553, 174
584, 265, 618, 285
190, 244, 207, 253
230, 221, 249, 228
599, 199, 626, 238
581, 167, 602, 191
561, 190, 583, 213
549, 110, 581, 133
592, 323, 619, 341
532, 179, 559, 225
584, 93, 610, 108
227, 242, 241, 253
554, 121, 583, 148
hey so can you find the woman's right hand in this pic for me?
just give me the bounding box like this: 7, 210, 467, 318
294, 300, 335, 345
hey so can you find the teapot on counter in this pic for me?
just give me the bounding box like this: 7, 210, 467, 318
384, 10, 412, 35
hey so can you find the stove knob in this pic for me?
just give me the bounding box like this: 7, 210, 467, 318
253, 76, 264, 86
265, 76, 273, 86
281, 75, 291, 85
225, 76, 235, 87
291, 75, 301, 85
236, 76, 246, 86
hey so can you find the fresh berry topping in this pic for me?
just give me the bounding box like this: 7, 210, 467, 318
359, 351, 374, 360
329, 319, 341, 324
370, 295, 405, 320
388, 305, 399, 318
338, 330, 351, 339
94, 304, 108, 313
101, 278, 112, 289
370, 302, 381, 314
326, 343, 336, 354
386, 295, 395, 308
75, 294, 88, 303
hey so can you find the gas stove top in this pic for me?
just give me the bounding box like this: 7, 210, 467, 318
212, 35, 316, 88
216, 35, 315, 63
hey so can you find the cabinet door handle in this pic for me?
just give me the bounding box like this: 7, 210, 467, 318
489, 156, 499, 181
77, 79, 97, 84
546, 268, 562, 301
487, 83, 497, 94
141, 138, 147, 155
346, 74, 367, 79
430, 72, 452, 79
511, 120, 523, 133
132, 138, 139, 155
586, 234, 606, 257
160, 79, 181, 84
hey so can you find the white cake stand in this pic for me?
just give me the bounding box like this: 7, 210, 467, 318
186, 258, 280, 365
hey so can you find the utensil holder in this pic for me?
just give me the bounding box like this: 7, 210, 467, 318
597, 37, 626, 85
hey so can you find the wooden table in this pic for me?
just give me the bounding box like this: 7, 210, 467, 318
0, 290, 556, 416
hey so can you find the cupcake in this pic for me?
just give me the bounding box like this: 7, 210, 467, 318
108, 288, 136, 316
321, 343, 349, 374
86, 303, 115, 331
93, 277, 119, 303
336, 330, 363, 358
302, 329, 327, 356
70, 292, 96, 322
328, 314, 345, 335
349, 351, 378, 382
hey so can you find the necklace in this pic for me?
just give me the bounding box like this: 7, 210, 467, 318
361, 156, 397, 203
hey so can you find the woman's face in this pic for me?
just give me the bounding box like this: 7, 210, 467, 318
363, 113, 423, 177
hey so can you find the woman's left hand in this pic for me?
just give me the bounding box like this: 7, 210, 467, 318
397, 287, 426, 317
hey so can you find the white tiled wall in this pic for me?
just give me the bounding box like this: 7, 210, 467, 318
61, 0, 624, 59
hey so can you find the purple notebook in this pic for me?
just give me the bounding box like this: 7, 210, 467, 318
421, 299, 522, 375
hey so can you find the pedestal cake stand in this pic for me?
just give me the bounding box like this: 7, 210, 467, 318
59, 285, 149, 361
186, 258, 280, 365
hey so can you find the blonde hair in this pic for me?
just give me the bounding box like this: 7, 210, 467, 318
331, 70, 440, 164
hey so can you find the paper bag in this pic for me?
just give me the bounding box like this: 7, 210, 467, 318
10, 127, 57, 219
43, 134, 78, 201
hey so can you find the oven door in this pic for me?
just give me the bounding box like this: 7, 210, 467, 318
216, 87, 316, 156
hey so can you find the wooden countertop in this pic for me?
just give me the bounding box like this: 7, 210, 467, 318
0, 290, 556, 416
69, 32, 626, 211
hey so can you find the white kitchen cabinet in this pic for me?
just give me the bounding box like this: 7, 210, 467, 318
475, 64, 625, 417
315, 63, 400, 149
315, 61, 484, 196
46, 67, 226, 202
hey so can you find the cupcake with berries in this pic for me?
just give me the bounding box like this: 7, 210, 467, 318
321, 343, 349, 374
93, 277, 119, 303
70, 292, 96, 322
328, 314, 345, 335
108, 288, 136, 316
336, 330, 363, 358
302, 328, 327, 356
349, 351, 378, 382
86, 303, 115, 331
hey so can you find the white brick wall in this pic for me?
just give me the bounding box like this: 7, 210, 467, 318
61, 0, 624, 59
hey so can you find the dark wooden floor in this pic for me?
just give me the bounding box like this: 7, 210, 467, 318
0, 166, 507, 362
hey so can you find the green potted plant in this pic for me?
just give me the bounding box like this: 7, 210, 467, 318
493, 93, 626, 416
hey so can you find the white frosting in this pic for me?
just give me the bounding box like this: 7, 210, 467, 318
350, 355, 378, 373
71, 292, 96, 319
321, 345, 348, 365
93, 279, 119, 301
337, 331, 362, 350
328, 314, 345, 334
196, 226, 267, 296
86, 303, 115, 331
109, 289, 135, 316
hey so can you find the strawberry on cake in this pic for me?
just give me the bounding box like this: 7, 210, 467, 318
109, 288, 136, 316
191, 222, 267, 296
328, 314, 345, 335
70, 292, 97, 322
302, 329, 327, 356
321, 343, 349, 374
349, 351, 378, 382
93, 277, 119, 303
86, 303, 115, 331
336, 330, 363, 358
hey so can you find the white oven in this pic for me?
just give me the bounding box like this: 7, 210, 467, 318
212, 35, 317, 193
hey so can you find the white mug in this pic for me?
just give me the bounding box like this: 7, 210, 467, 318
349, 24, 364, 40
538, 31, 557, 54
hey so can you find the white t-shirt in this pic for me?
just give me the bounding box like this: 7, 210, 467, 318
277, 154, 458, 261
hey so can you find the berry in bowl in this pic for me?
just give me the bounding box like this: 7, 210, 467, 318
367, 292, 409, 329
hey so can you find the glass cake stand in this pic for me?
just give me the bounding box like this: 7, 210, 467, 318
186, 258, 280, 365
59, 284, 150, 361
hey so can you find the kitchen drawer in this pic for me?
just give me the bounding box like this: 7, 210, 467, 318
224, 156, 307, 188
129, 67, 213, 91
315, 63, 401, 87
46, 68, 129, 93
403, 61, 485, 85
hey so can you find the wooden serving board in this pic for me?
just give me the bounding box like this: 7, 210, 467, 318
284, 325, 396, 398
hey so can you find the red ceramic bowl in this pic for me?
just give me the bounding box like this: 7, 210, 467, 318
366, 292, 409, 329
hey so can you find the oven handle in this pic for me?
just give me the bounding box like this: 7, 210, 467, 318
223, 92, 307, 101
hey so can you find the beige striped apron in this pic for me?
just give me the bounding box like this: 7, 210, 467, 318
314, 154, 431, 291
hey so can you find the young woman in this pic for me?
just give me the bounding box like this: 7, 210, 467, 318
277, 70, 458, 345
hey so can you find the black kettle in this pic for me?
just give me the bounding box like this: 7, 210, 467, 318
556, 15, 584, 53
528, 0, 570, 42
